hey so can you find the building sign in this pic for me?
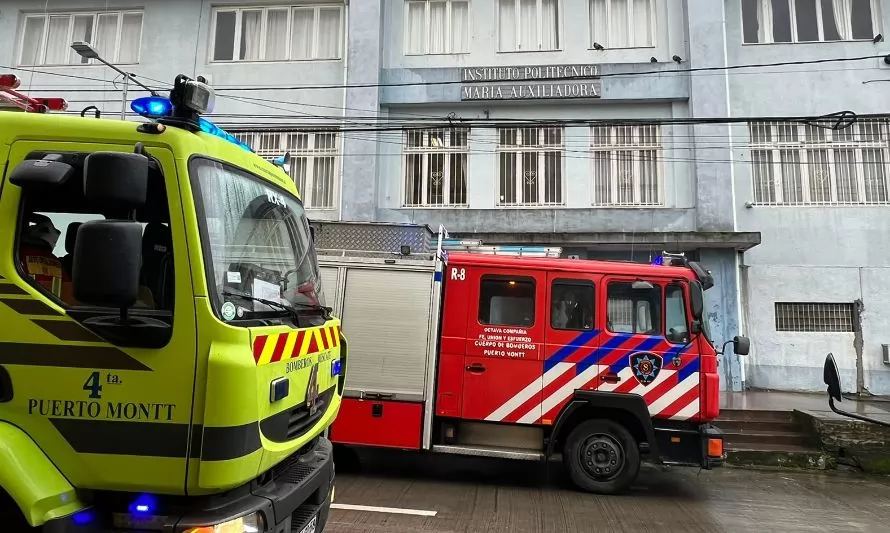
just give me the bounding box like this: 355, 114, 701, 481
460, 64, 602, 101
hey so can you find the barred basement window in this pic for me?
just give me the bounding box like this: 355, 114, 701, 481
497, 126, 564, 206
233, 130, 339, 209
591, 124, 662, 206
749, 119, 890, 205
403, 128, 469, 207
774, 302, 854, 332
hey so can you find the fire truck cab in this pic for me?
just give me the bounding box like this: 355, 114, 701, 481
319, 222, 749, 494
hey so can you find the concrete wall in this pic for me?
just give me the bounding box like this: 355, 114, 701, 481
722, 0, 890, 394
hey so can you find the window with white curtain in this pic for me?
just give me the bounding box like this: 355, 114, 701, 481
741, 0, 877, 44
19, 11, 143, 66
591, 125, 662, 206
498, 0, 561, 51
748, 120, 890, 205
212, 5, 343, 62
405, 1, 470, 55
497, 127, 564, 206
589, 0, 655, 48
403, 128, 469, 207
232, 130, 340, 210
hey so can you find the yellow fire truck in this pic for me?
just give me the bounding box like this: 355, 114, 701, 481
0, 73, 343, 532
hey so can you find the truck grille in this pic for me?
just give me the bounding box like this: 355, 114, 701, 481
260, 386, 335, 443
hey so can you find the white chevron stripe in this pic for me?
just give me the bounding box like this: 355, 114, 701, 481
516, 364, 603, 424
484, 362, 573, 422
647, 373, 699, 416
670, 398, 700, 420
629, 369, 677, 396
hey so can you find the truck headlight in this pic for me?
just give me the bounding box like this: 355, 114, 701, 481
182, 511, 263, 533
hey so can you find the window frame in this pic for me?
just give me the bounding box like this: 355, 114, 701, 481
496, 0, 563, 52
495, 125, 566, 207
664, 283, 691, 345
477, 274, 537, 327
604, 280, 663, 336
748, 119, 890, 206
590, 124, 664, 207
549, 278, 596, 331
209, 4, 344, 63
231, 129, 340, 210
18, 10, 144, 67
740, 0, 880, 45
587, 0, 657, 50
187, 154, 318, 325
401, 127, 470, 208
403, 0, 472, 56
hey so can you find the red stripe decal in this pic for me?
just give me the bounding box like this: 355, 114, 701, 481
659, 386, 700, 419
291, 331, 305, 358
269, 334, 288, 363
306, 329, 320, 354
253, 336, 267, 364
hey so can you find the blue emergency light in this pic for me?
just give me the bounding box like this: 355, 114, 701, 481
331, 359, 342, 377
130, 95, 254, 153
651, 255, 664, 266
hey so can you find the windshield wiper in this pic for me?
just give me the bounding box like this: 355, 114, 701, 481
222, 291, 332, 322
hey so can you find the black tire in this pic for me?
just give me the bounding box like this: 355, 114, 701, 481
562, 419, 640, 495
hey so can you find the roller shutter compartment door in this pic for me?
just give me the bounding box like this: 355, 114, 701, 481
340, 268, 433, 399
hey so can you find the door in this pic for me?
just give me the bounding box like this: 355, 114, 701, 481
461, 268, 546, 424
538, 274, 601, 424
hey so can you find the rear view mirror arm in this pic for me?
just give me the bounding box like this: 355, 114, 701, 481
828, 396, 890, 428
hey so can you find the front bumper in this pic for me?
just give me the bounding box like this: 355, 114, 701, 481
652, 422, 726, 469
45, 437, 335, 533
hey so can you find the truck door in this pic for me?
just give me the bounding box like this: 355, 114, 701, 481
461, 268, 545, 424
0, 140, 197, 493
538, 274, 600, 424
597, 276, 665, 393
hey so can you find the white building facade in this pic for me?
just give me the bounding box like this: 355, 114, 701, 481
1, 0, 888, 394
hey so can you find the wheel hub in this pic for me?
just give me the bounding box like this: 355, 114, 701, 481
580, 434, 624, 481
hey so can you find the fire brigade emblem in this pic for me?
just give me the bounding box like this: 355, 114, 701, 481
306, 364, 320, 416
630, 352, 663, 386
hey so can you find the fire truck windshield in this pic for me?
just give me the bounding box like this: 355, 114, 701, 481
190, 158, 324, 320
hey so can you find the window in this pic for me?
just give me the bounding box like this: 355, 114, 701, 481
497, 126, 564, 206
479, 275, 535, 326
498, 0, 560, 51
749, 120, 890, 205
13, 151, 174, 313
212, 5, 343, 62
589, 0, 654, 48
19, 11, 143, 66
741, 0, 877, 44
606, 281, 661, 334
403, 128, 468, 207
233, 130, 339, 209
405, 0, 470, 54
775, 302, 854, 332
550, 280, 594, 330
665, 284, 690, 343
591, 124, 662, 206
190, 158, 324, 318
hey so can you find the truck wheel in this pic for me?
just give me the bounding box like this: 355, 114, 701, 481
563, 419, 640, 495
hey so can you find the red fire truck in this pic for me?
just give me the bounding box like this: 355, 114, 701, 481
314, 222, 749, 494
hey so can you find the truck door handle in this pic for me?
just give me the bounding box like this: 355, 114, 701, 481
466, 363, 486, 373
601, 373, 621, 383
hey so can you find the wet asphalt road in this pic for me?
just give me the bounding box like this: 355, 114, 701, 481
325, 449, 890, 533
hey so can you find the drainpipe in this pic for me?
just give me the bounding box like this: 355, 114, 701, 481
338, 0, 350, 222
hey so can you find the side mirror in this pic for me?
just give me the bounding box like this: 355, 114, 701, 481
823, 352, 843, 403
9, 155, 74, 190
309, 225, 317, 242
733, 335, 750, 356
689, 280, 704, 319
83, 152, 149, 207
72, 221, 142, 309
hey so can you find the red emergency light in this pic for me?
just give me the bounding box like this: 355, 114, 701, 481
0, 73, 68, 113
